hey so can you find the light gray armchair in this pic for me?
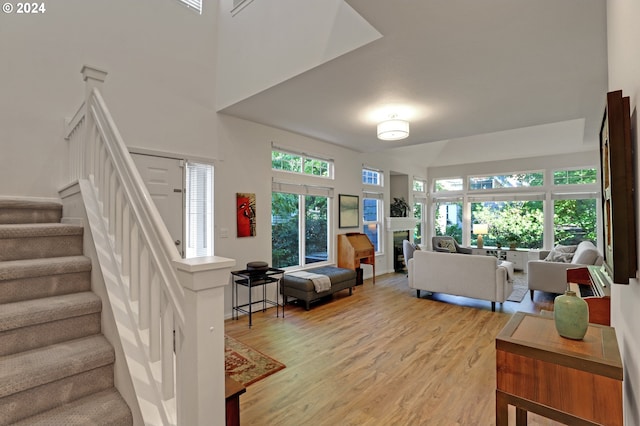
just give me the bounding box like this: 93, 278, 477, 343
402, 240, 416, 275
527, 241, 603, 299
432, 236, 472, 254
403, 239, 416, 260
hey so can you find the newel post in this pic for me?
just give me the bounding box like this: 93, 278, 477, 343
174, 256, 235, 426
80, 65, 107, 179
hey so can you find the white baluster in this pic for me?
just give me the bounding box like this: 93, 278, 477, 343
109, 171, 116, 235
115, 184, 123, 255
139, 245, 150, 330
150, 268, 160, 362
130, 222, 140, 302
161, 295, 175, 399
122, 204, 131, 277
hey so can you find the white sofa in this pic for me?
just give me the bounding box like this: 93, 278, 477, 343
527, 240, 603, 299
408, 250, 514, 312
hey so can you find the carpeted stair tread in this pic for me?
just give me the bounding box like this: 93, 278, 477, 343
0, 335, 114, 398
0, 292, 101, 333
0, 199, 62, 224
0, 223, 83, 238
0, 256, 91, 281
0, 256, 92, 304
0, 223, 84, 261
10, 388, 132, 426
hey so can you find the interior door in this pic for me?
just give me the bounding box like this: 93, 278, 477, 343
131, 153, 185, 257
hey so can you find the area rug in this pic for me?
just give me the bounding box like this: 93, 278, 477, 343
507, 273, 528, 302
225, 335, 285, 386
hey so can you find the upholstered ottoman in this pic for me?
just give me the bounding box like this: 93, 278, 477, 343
281, 266, 356, 310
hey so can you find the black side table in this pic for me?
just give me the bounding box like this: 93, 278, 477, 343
231, 268, 284, 327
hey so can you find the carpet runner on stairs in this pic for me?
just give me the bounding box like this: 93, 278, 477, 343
0, 198, 132, 425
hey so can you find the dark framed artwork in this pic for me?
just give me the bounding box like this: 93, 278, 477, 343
339, 194, 359, 228
237, 192, 256, 237
598, 90, 636, 284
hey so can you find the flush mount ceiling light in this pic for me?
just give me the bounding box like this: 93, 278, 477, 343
377, 115, 409, 141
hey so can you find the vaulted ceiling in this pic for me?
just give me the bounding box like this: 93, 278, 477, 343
219, 0, 607, 166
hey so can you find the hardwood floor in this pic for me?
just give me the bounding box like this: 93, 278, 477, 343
225, 272, 561, 425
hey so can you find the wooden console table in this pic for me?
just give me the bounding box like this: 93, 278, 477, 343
225, 375, 246, 426
496, 312, 623, 425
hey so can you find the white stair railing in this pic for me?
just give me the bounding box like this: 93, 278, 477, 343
64, 65, 234, 426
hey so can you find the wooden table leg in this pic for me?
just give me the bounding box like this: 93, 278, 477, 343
496, 390, 509, 426
515, 407, 527, 425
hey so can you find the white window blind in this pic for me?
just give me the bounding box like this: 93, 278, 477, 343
551, 191, 599, 200
271, 180, 334, 198
467, 193, 545, 202
179, 0, 202, 14
362, 191, 383, 200
186, 162, 213, 258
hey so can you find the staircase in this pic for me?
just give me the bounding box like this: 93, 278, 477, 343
0, 199, 133, 425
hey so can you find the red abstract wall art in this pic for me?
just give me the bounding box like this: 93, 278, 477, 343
236, 193, 256, 237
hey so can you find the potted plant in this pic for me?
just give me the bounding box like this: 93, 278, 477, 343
390, 197, 410, 217
506, 232, 520, 250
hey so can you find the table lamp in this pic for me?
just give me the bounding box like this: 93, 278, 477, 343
473, 223, 489, 249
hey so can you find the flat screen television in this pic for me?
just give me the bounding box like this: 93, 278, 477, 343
599, 90, 637, 284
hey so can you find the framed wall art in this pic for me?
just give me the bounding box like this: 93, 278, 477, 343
237, 192, 256, 237
339, 194, 359, 228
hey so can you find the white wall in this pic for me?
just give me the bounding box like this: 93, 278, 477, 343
607, 0, 640, 423
215, 114, 427, 317
0, 0, 218, 198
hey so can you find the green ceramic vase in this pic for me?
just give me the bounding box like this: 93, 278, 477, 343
554, 290, 589, 340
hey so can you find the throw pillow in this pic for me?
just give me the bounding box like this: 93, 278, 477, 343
438, 240, 456, 253
544, 245, 577, 263
572, 242, 599, 265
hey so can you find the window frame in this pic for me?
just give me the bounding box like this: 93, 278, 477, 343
433, 177, 464, 193
430, 165, 599, 249
184, 161, 214, 258
271, 190, 332, 270
468, 171, 544, 191
272, 147, 334, 179
362, 193, 384, 254
362, 167, 383, 186
552, 167, 598, 186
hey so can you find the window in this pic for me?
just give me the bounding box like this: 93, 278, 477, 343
362, 167, 383, 252
470, 200, 544, 249
431, 166, 598, 249
553, 168, 597, 185
554, 199, 597, 245
178, 0, 202, 14
271, 180, 331, 269
434, 178, 463, 192
272, 148, 333, 178
413, 202, 423, 244
433, 199, 463, 243
185, 162, 213, 258
362, 168, 383, 186
469, 172, 543, 190
553, 167, 598, 245
413, 179, 427, 244
362, 194, 383, 253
